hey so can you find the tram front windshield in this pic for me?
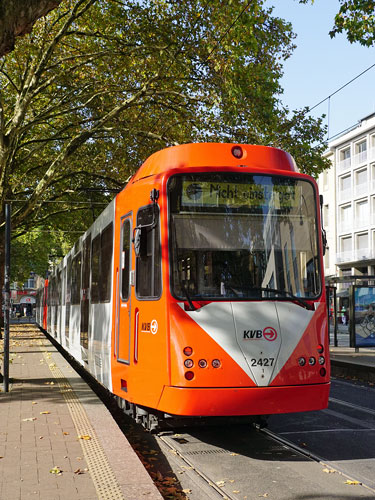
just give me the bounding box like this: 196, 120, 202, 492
168, 172, 321, 301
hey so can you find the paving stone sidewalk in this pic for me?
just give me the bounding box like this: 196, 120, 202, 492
0, 324, 163, 500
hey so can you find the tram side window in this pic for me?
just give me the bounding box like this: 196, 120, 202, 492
91, 235, 100, 303
100, 223, 113, 303
71, 252, 82, 305
136, 205, 161, 298
90, 223, 114, 304
66, 257, 72, 304
56, 271, 62, 307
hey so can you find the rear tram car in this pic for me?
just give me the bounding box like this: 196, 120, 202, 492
36, 143, 330, 429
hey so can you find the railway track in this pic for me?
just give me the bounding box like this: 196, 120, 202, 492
153, 396, 375, 499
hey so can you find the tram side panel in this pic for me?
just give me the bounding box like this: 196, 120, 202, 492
40, 200, 116, 393
111, 177, 170, 411
87, 202, 115, 390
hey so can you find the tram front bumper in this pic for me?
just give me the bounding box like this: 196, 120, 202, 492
157, 382, 330, 417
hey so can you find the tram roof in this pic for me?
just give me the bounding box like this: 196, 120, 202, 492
129, 143, 299, 183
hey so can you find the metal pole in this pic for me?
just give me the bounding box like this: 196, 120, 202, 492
3, 203, 11, 392
333, 287, 338, 347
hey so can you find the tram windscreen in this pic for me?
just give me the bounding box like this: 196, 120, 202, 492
168, 173, 321, 300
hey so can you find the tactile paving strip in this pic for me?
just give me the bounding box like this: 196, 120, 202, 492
39, 341, 125, 500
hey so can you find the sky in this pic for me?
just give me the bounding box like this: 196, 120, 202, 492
265, 0, 375, 141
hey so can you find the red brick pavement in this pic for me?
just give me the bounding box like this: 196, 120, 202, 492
0, 324, 162, 500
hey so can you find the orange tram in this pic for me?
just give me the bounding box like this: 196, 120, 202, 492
36, 143, 330, 430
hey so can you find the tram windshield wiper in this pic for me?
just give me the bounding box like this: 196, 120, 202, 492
181, 284, 196, 311
254, 287, 314, 310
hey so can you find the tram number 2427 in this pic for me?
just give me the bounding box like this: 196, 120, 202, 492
250, 358, 275, 367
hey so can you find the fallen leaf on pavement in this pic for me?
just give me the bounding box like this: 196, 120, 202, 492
50, 466, 62, 475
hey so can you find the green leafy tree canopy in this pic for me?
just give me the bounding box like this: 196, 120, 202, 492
0, 0, 329, 282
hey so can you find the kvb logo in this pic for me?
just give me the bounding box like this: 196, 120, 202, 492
243, 326, 278, 341
263, 326, 277, 341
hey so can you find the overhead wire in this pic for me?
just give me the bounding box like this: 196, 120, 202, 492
308, 62, 375, 113
306, 61, 375, 145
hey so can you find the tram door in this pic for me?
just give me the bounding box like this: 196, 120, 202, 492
80, 235, 91, 363
117, 215, 132, 364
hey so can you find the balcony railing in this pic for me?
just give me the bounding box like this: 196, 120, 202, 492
354, 183, 368, 198
353, 150, 367, 166
355, 248, 372, 261
336, 248, 373, 263
338, 188, 352, 202
354, 217, 369, 229
338, 220, 352, 233
337, 157, 351, 172
336, 251, 354, 263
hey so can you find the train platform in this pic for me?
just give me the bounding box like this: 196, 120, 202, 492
330, 345, 375, 383
0, 323, 163, 500
1, 323, 374, 500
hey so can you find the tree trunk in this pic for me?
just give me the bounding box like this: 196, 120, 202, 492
0, 0, 62, 56
0, 228, 5, 329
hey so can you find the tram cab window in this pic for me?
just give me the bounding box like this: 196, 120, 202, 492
135, 205, 161, 298
121, 219, 131, 300
168, 173, 321, 301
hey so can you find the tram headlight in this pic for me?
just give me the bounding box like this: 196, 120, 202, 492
184, 359, 194, 369
231, 146, 243, 159
212, 359, 221, 368
318, 356, 325, 365
198, 359, 207, 368
298, 357, 306, 366
309, 357, 316, 366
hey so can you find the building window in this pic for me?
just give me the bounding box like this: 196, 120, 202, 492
354, 139, 367, 165
355, 199, 368, 228
355, 168, 367, 197
371, 164, 375, 191
356, 232, 368, 260
338, 147, 351, 171
340, 174, 351, 189
339, 204, 352, 232
340, 236, 352, 262
339, 174, 351, 202
341, 147, 351, 160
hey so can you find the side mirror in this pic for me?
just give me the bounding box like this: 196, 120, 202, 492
133, 227, 147, 258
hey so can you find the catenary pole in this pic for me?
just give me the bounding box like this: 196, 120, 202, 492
3, 204, 11, 392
